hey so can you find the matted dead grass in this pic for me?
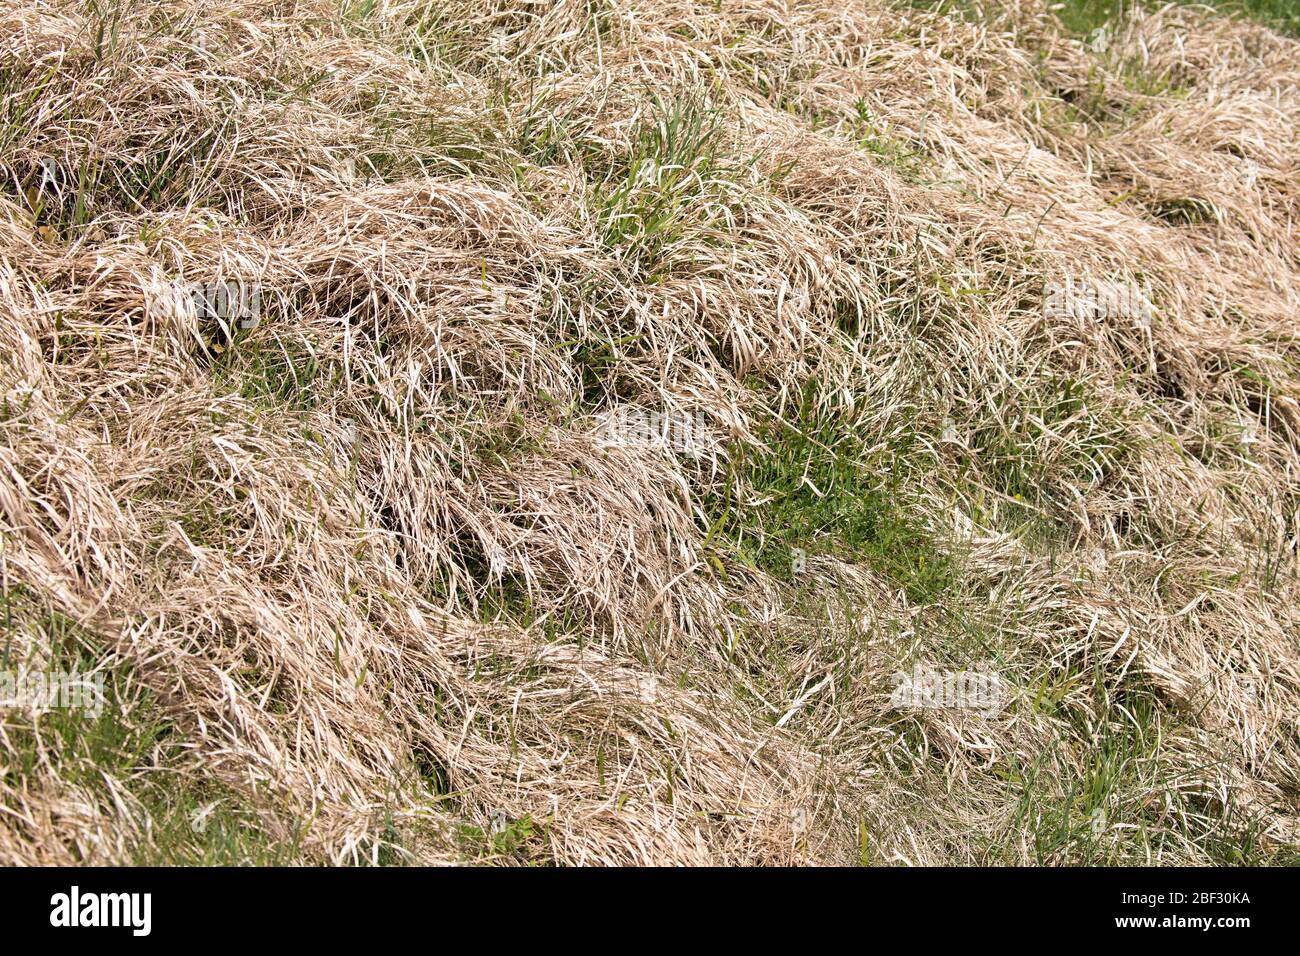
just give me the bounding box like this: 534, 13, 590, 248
0, 0, 1296, 864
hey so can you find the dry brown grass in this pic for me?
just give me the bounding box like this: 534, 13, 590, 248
0, 0, 1297, 865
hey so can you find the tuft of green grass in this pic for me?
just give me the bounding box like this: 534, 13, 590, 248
592, 94, 745, 278
707, 384, 956, 604
847, 99, 931, 181
455, 813, 548, 864
1053, 0, 1134, 35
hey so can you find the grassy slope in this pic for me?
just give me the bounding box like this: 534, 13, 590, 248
2, 0, 1299, 864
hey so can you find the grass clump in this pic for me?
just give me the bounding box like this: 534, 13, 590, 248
707, 385, 957, 604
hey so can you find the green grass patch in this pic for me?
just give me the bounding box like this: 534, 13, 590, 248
706, 383, 956, 604
0, 585, 291, 864
996, 681, 1291, 864
962, 374, 1130, 549
592, 94, 746, 278
1056, 0, 1300, 36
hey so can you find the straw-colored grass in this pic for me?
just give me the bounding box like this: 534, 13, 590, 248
1, 0, 1297, 864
